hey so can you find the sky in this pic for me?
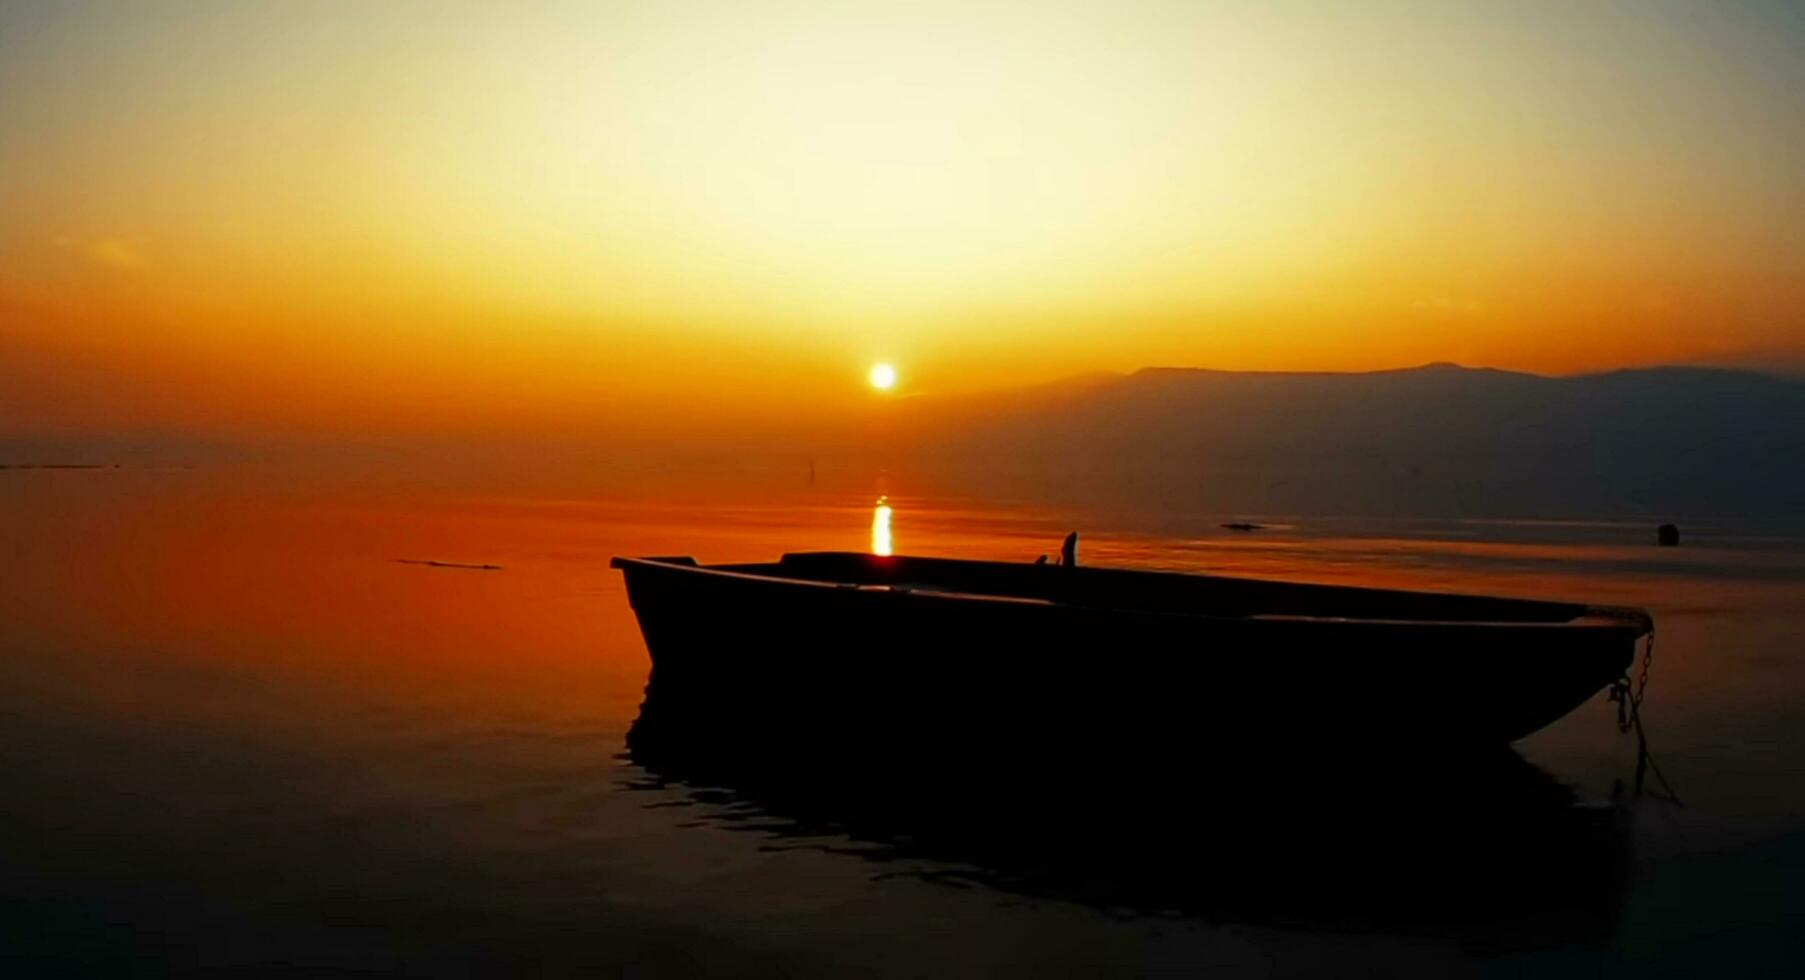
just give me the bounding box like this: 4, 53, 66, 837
2, 0, 1802, 441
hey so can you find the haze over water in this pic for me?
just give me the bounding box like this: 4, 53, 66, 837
3, 463, 1802, 976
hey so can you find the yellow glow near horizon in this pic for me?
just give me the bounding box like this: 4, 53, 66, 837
868, 363, 897, 391
1, 2, 1803, 438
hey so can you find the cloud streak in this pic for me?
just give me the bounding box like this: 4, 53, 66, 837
55, 237, 148, 271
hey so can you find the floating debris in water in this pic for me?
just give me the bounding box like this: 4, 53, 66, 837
395, 558, 503, 571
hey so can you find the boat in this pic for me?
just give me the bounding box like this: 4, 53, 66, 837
611, 550, 1652, 759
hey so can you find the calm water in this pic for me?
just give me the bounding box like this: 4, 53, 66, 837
2, 466, 1802, 976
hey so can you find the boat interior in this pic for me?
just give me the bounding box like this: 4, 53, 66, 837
655, 551, 1610, 625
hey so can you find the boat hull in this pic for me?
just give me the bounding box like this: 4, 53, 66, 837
614, 554, 1645, 764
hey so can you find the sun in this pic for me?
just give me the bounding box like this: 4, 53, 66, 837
867, 362, 897, 391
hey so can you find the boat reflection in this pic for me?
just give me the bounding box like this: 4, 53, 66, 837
625, 688, 1632, 950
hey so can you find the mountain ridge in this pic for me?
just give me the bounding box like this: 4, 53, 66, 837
884, 362, 1805, 520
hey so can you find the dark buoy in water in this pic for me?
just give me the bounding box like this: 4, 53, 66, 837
1657, 523, 1680, 547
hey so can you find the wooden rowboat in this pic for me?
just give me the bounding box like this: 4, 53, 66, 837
612, 551, 1651, 756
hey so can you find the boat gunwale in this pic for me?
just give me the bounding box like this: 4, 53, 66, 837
610, 554, 1652, 634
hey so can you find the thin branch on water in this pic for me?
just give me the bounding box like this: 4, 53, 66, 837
394, 559, 503, 571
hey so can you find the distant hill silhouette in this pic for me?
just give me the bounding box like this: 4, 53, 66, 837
884, 363, 1805, 521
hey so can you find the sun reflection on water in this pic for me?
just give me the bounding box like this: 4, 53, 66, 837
871, 497, 893, 556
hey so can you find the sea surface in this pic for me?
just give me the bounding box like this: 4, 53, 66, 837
2, 464, 1801, 977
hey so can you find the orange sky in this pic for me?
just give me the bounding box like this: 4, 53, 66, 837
3, 1, 1802, 441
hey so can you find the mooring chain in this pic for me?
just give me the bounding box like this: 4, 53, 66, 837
1609, 680, 1630, 733
1634, 628, 1654, 716
1606, 627, 1681, 805
1608, 628, 1655, 734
